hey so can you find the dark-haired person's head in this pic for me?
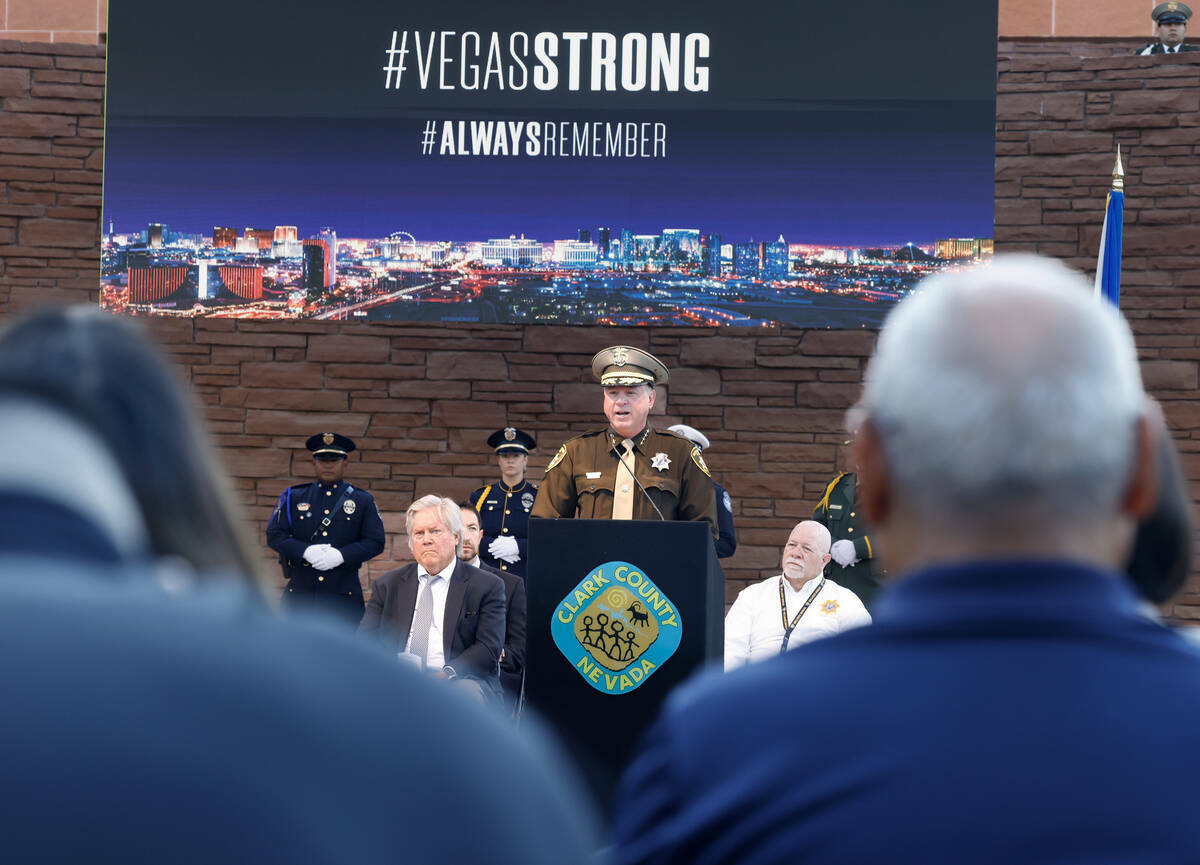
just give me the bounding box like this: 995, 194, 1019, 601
1126, 426, 1195, 604
0, 306, 263, 589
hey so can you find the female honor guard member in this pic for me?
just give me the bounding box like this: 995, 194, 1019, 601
469, 427, 537, 578
266, 433, 386, 624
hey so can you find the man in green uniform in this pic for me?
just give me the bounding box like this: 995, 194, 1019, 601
531, 346, 718, 539
812, 440, 883, 607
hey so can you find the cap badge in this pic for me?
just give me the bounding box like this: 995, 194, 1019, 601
1168, 2, 1179, 10
343, 499, 356, 515
322, 433, 335, 446
612, 347, 629, 367
651, 452, 671, 472
504, 427, 517, 442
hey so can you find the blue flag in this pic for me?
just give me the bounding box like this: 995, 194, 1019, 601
1094, 186, 1123, 308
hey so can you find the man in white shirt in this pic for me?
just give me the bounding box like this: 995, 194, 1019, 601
724, 520, 871, 670
359, 494, 507, 701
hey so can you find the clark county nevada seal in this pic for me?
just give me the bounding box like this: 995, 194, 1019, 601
551, 561, 682, 695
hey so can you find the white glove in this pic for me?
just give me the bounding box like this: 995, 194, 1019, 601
488, 535, 521, 563
830, 539, 859, 567
305, 544, 344, 571
318, 546, 344, 570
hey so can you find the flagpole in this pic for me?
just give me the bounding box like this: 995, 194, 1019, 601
1094, 145, 1125, 307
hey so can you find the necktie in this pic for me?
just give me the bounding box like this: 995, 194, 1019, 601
612, 438, 636, 520
409, 577, 435, 666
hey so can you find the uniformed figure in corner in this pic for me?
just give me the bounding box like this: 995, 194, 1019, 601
468, 427, 538, 578
668, 423, 737, 558
1136, 2, 1199, 53
532, 346, 718, 540
811, 439, 883, 608
266, 433, 386, 624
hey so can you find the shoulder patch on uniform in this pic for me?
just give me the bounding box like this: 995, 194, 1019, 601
546, 445, 568, 473
690, 446, 711, 477
723, 490, 732, 512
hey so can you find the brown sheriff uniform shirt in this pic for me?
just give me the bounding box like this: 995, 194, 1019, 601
531, 426, 719, 539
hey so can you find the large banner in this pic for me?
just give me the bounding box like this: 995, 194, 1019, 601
101, 1, 997, 327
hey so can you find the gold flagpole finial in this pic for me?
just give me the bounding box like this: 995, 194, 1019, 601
1112, 144, 1125, 192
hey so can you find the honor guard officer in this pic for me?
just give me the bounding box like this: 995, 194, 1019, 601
1137, 2, 1199, 53
468, 427, 538, 578
532, 346, 718, 539
812, 439, 883, 608
667, 424, 737, 558
266, 432, 386, 624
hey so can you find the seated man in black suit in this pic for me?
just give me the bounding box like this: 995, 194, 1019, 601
359, 494, 507, 702
459, 502, 527, 713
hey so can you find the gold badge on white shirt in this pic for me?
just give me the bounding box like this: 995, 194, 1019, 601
822, 600, 839, 614
651, 453, 671, 471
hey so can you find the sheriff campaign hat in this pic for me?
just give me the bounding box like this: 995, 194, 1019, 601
591, 346, 669, 387
487, 427, 536, 454
305, 432, 356, 459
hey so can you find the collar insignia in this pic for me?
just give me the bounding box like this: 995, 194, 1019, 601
546, 444, 568, 473
651, 452, 671, 471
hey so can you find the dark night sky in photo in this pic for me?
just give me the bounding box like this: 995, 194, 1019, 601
103, 0, 998, 245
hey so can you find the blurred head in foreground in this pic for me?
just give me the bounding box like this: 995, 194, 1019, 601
853, 255, 1160, 577
0, 306, 262, 587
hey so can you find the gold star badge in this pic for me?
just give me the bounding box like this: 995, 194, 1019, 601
822, 600, 839, 614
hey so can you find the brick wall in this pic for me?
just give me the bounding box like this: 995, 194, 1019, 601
1, 39, 1197, 618
995, 39, 1200, 619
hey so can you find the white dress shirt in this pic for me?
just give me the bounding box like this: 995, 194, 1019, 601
724, 574, 872, 671
404, 558, 457, 670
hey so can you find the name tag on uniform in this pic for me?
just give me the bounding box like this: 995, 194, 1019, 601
829, 504, 843, 510
586, 471, 602, 479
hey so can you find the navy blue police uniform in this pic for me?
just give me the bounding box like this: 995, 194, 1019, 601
266, 433, 385, 624
469, 427, 537, 579
713, 480, 737, 559
667, 424, 737, 559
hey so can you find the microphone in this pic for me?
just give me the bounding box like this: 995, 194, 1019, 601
613, 440, 667, 521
